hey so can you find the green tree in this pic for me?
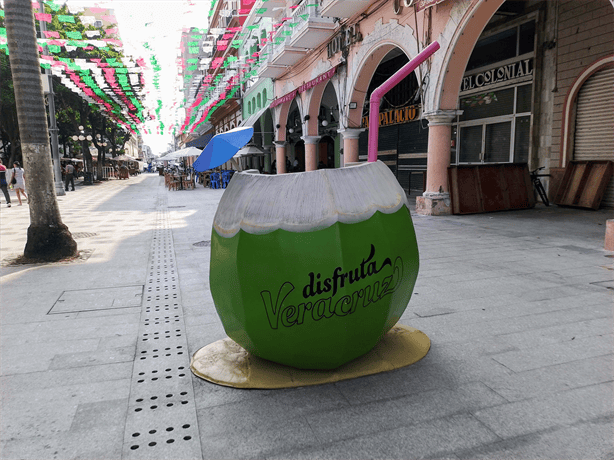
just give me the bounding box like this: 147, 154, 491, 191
4, 0, 77, 260
0, 49, 21, 165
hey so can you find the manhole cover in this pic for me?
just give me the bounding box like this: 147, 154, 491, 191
49, 285, 144, 314
72, 232, 98, 239
193, 240, 211, 247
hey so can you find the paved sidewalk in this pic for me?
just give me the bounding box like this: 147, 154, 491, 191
1, 174, 612, 460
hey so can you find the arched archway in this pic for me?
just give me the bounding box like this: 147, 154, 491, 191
559, 55, 614, 167
429, 0, 506, 112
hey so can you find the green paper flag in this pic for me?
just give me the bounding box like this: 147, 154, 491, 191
66, 31, 82, 39
45, 1, 61, 11
58, 15, 75, 23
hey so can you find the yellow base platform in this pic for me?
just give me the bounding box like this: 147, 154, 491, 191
190, 324, 430, 389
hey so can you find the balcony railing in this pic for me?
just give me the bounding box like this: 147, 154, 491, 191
288, 2, 337, 49
319, 0, 371, 19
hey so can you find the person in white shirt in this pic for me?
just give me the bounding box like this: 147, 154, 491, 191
11, 161, 27, 206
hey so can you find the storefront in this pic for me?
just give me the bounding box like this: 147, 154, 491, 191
358, 106, 429, 194
451, 18, 536, 167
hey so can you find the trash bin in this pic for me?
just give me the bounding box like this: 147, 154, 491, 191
83, 171, 93, 185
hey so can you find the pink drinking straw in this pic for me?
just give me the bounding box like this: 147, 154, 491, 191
368, 41, 441, 162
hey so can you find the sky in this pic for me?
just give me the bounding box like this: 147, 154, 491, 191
67, 0, 211, 155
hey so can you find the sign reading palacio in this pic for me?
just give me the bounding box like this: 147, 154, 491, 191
362, 104, 420, 128
460, 58, 533, 93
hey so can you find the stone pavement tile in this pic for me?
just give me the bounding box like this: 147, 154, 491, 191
0, 321, 140, 346
195, 385, 350, 437
481, 355, 613, 402
304, 382, 506, 444
1, 312, 141, 335
183, 311, 221, 328
494, 317, 613, 350
333, 352, 513, 405
199, 417, 319, 460
186, 321, 226, 355
515, 284, 598, 302
473, 382, 614, 439
181, 288, 211, 307
0, 401, 126, 460
49, 345, 136, 370
76, 306, 141, 318
415, 304, 612, 345
491, 333, 613, 372
1, 397, 78, 441
0, 380, 130, 440
98, 333, 138, 350
0, 362, 133, 394
408, 294, 518, 318
457, 415, 614, 460
270, 414, 497, 460
1, 338, 102, 376
192, 379, 272, 410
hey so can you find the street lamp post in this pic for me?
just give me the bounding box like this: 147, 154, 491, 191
38, 2, 65, 196
72, 125, 93, 185
95, 134, 108, 180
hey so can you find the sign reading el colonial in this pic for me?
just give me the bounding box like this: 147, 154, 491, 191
461, 58, 534, 93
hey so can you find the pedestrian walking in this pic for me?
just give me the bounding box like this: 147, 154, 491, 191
0, 159, 11, 207
64, 162, 75, 191
11, 161, 28, 206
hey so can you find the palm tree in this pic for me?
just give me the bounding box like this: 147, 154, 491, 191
4, 0, 77, 260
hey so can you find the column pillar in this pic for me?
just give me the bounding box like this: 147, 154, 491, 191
339, 128, 365, 166
275, 141, 287, 174
263, 144, 273, 174
302, 136, 321, 171
415, 110, 462, 216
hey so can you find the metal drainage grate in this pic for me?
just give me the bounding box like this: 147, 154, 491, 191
167, 206, 186, 209
192, 240, 211, 247
72, 232, 98, 239
122, 195, 202, 459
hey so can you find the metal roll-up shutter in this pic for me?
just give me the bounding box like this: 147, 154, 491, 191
573, 66, 614, 208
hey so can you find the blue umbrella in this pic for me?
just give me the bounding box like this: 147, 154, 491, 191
193, 127, 254, 172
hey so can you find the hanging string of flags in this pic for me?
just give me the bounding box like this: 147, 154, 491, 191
177, 0, 321, 134
0, 0, 145, 135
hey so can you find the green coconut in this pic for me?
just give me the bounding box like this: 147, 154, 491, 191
210, 161, 419, 369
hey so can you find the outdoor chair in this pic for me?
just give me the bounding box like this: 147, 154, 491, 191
210, 172, 222, 189
221, 170, 234, 188
168, 176, 181, 191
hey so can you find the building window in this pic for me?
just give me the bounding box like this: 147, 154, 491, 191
263, 88, 267, 103
466, 20, 535, 71
248, 101, 251, 115
454, 19, 535, 165
257, 93, 261, 109
454, 83, 532, 164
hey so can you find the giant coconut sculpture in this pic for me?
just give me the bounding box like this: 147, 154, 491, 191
207, 42, 439, 370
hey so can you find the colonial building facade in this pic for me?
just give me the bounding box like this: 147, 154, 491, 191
199, 0, 613, 213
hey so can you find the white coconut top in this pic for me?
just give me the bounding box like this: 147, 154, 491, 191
213, 160, 409, 237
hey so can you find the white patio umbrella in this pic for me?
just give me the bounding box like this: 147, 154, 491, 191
158, 146, 202, 161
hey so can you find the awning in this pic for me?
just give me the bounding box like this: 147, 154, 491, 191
239, 106, 269, 129
186, 131, 214, 149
